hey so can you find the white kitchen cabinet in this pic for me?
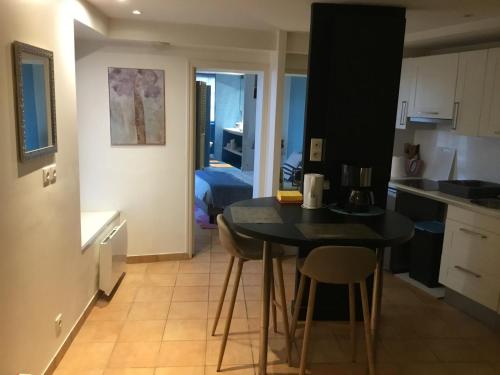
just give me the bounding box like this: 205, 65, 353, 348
409, 53, 459, 120
480, 48, 500, 138
453, 50, 488, 137
395, 58, 416, 129
439, 206, 500, 311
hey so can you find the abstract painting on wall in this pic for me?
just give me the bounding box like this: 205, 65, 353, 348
108, 67, 165, 145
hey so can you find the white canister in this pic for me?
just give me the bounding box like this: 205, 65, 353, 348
302, 173, 324, 209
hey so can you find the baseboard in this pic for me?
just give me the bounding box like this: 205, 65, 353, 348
127, 252, 190, 263
43, 291, 102, 375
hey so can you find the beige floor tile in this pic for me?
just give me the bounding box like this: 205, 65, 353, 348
206, 339, 254, 366
243, 286, 262, 301
74, 320, 123, 343
103, 369, 155, 375
427, 338, 491, 362
179, 262, 211, 274
163, 319, 207, 341
111, 285, 139, 303
177, 273, 210, 286
128, 302, 170, 320
121, 273, 146, 287
57, 342, 114, 371
242, 262, 262, 274
126, 263, 149, 273
144, 273, 176, 286
157, 340, 206, 366
172, 286, 209, 302
208, 318, 250, 340
211, 253, 232, 263
135, 286, 173, 302
119, 320, 166, 342
444, 363, 496, 375
245, 301, 261, 318
209, 285, 244, 301
155, 367, 205, 375
168, 301, 209, 319
54, 369, 104, 375
189, 251, 211, 263
209, 301, 247, 319
400, 363, 450, 375
210, 273, 237, 286
251, 338, 290, 365
210, 262, 233, 274
88, 303, 131, 322
382, 338, 438, 363
205, 365, 256, 375
242, 274, 263, 286
247, 319, 288, 340
146, 261, 179, 274
108, 341, 161, 368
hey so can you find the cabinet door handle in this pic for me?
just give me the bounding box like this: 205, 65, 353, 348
417, 111, 439, 115
452, 102, 460, 130
400, 101, 407, 126
459, 227, 488, 239
454, 265, 482, 278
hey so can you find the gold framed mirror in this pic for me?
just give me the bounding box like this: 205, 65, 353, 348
12, 41, 57, 161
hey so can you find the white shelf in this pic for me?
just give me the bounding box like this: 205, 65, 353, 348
224, 128, 243, 136
223, 146, 242, 157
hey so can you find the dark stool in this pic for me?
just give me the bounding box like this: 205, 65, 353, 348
410, 221, 445, 287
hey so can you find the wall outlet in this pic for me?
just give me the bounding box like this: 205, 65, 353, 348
309, 138, 323, 161
54, 313, 63, 336
49, 165, 57, 183
42, 167, 51, 186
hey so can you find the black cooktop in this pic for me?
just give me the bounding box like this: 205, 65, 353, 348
392, 179, 439, 191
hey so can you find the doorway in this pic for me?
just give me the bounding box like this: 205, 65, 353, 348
192, 69, 262, 252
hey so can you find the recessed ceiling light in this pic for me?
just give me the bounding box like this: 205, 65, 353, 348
132, 9, 142, 15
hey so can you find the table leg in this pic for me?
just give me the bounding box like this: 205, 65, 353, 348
371, 247, 385, 345
258, 241, 272, 375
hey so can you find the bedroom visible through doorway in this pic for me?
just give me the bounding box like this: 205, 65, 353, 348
194, 70, 259, 232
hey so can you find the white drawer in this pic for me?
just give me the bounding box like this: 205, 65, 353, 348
447, 205, 500, 235
440, 218, 500, 311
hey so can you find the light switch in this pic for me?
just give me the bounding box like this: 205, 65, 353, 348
49, 165, 57, 183
309, 138, 323, 161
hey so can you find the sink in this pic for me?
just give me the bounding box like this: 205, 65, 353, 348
438, 180, 500, 199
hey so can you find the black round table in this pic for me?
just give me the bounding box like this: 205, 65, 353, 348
223, 197, 414, 375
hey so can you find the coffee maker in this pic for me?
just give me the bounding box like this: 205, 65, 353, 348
340, 164, 375, 212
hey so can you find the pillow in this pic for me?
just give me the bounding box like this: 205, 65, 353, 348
282, 152, 302, 181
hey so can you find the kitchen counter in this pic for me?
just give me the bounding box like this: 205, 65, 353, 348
389, 180, 500, 220
81, 210, 120, 250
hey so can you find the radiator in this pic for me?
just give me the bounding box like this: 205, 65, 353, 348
99, 220, 127, 295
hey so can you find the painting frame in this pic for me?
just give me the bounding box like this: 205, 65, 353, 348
107, 67, 166, 146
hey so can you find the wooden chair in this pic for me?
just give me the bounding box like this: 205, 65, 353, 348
289, 246, 377, 375
213, 214, 291, 371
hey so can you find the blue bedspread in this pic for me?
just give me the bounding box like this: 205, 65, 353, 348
195, 170, 253, 208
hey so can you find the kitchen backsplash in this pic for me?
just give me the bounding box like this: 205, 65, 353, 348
414, 129, 500, 184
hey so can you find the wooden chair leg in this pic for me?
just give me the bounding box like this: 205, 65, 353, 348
299, 279, 317, 375
211, 255, 235, 336
360, 280, 375, 375
290, 273, 306, 341
348, 283, 357, 363
275, 258, 292, 364
217, 257, 244, 372
270, 265, 278, 333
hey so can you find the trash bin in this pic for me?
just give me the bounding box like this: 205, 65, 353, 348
410, 221, 445, 287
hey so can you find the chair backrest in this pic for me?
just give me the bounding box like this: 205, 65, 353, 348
301, 246, 376, 284
216, 214, 244, 258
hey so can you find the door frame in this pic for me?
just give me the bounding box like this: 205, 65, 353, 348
186, 59, 271, 257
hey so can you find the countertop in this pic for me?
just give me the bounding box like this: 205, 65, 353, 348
81, 211, 120, 250
389, 180, 500, 220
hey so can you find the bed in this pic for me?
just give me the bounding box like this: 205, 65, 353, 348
195, 163, 253, 223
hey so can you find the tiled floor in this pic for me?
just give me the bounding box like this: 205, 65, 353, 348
55, 227, 500, 374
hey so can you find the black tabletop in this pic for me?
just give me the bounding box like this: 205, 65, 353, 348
223, 197, 414, 248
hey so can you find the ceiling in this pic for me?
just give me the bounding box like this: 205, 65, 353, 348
87, 0, 500, 34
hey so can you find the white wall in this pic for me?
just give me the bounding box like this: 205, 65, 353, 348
414, 128, 500, 183
76, 42, 271, 256
0, 1, 108, 374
